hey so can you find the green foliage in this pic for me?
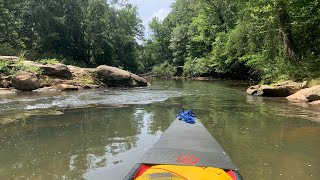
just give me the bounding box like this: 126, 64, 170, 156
38, 58, 60, 65
183, 57, 212, 77
0, 43, 20, 56
0, 60, 11, 73
0, 0, 143, 72
141, 0, 320, 81
152, 62, 177, 78
1, 0, 319, 81
14, 60, 40, 74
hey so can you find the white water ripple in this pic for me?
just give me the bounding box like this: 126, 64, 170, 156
1, 88, 184, 112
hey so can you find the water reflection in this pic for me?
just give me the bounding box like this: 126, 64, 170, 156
0, 107, 156, 179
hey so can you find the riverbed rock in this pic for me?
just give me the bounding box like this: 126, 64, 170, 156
56, 84, 79, 91
309, 100, 320, 106
34, 86, 58, 92
0, 74, 11, 88
246, 85, 290, 97
80, 84, 100, 89
0, 56, 19, 61
96, 65, 147, 87
67, 65, 97, 85
0, 88, 16, 94
274, 80, 308, 94
11, 71, 40, 91
129, 73, 148, 86
39, 64, 72, 78
286, 85, 320, 102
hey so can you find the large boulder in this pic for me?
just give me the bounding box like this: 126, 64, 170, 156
39, 64, 72, 78
274, 80, 308, 94
11, 71, 40, 91
286, 85, 320, 102
96, 65, 147, 87
246, 85, 290, 97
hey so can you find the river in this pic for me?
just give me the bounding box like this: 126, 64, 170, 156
0, 79, 319, 180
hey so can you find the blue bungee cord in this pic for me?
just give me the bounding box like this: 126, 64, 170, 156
177, 110, 196, 124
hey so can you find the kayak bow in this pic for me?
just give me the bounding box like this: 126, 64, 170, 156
125, 115, 243, 180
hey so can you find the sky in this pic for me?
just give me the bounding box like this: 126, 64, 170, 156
128, 0, 174, 37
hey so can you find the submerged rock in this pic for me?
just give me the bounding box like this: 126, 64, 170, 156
287, 85, 320, 102
96, 65, 147, 87
11, 71, 40, 91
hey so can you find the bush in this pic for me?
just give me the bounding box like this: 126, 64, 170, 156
14, 60, 40, 74
152, 61, 177, 78
0, 60, 12, 74
183, 57, 212, 77
0, 43, 20, 56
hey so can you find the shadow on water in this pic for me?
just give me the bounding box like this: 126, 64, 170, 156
0, 79, 319, 179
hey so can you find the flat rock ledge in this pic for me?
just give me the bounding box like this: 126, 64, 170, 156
286, 85, 320, 103
246, 80, 308, 97
247, 81, 320, 107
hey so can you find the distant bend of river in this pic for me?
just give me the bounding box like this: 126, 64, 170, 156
0, 79, 319, 180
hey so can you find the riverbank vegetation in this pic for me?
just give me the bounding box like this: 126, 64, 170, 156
1, 0, 320, 83
143, 0, 320, 82
0, 0, 143, 72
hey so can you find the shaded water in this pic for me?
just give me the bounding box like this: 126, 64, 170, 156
0, 79, 319, 180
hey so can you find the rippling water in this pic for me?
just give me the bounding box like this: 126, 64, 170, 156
0, 79, 319, 180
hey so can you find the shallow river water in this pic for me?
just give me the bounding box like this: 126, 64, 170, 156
0, 79, 319, 180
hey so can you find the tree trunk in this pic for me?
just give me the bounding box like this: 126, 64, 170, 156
277, 0, 298, 62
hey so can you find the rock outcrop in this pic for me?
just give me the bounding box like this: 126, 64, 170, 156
1, 58, 149, 91
247, 80, 308, 97
39, 64, 72, 78
274, 80, 308, 94
96, 65, 147, 87
11, 71, 40, 91
286, 85, 320, 102
246, 85, 290, 97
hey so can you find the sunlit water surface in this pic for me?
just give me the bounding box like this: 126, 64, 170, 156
0, 79, 319, 180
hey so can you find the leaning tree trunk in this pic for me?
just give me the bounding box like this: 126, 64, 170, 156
277, 0, 298, 62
